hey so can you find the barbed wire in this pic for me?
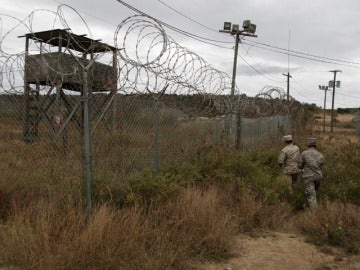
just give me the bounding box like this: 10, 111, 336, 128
240, 86, 302, 118
0, 5, 299, 117
114, 14, 237, 117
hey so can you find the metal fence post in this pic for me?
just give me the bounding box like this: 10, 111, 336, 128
235, 102, 242, 151
82, 69, 92, 217
154, 99, 160, 171
151, 84, 168, 171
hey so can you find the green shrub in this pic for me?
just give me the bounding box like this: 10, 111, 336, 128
321, 144, 360, 205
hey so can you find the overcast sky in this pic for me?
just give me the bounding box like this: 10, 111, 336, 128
1, 0, 359, 108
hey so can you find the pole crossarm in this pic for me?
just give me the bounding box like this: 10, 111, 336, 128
219, 29, 257, 38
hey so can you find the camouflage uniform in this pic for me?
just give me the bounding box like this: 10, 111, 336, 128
278, 143, 300, 188
298, 146, 324, 209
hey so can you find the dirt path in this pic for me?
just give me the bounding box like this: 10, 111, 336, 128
201, 232, 360, 270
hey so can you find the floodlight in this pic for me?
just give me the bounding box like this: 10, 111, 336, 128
247, 23, 256, 33
319, 85, 328, 90
329, 81, 341, 88
232, 24, 239, 32
243, 20, 250, 29
223, 22, 231, 31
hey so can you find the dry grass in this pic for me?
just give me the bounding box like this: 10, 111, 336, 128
0, 107, 359, 268
0, 178, 297, 269
313, 112, 357, 135
0, 187, 236, 269
227, 192, 294, 234
295, 201, 360, 253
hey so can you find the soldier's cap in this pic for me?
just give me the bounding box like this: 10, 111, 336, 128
308, 137, 317, 146
283, 135, 292, 141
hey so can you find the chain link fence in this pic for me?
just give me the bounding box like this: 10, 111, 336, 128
0, 90, 297, 218
0, 7, 302, 213
237, 115, 291, 151
91, 95, 226, 179
1, 92, 291, 176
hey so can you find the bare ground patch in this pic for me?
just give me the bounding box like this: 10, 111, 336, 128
200, 231, 360, 270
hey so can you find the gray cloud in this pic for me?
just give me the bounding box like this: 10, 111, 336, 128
0, 0, 359, 107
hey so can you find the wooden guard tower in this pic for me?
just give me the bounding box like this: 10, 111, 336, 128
21, 29, 118, 143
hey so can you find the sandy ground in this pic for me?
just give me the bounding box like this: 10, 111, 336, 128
201, 232, 360, 270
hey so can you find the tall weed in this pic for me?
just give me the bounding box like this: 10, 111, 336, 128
296, 201, 360, 254
0, 187, 235, 269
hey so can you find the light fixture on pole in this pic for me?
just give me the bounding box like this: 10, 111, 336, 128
219, 20, 257, 149
219, 20, 257, 97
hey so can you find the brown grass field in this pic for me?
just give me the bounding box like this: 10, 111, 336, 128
0, 109, 359, 269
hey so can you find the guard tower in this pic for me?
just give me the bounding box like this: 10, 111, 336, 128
21, 29, 118, 143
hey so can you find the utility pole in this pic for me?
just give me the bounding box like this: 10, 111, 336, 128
231, 33, 240, 97
319, 85, 329, 133
329, 70, 342, 133
282, 73, 292, 101
283, 29, 292, 102
219, 21, 257, 149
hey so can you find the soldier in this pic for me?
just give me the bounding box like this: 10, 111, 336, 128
298, 138, 325, 209
278, 135, 300, 189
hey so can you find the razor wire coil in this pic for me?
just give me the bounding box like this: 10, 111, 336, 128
0, 6, 299, 117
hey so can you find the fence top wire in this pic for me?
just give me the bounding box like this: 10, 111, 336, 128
0, 5, 300, 117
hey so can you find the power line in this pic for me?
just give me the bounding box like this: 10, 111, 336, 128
291, 79, 324, 102
119, 0, 340, 87
53, 0, 360, 69
155, 0, 218, 33
237, 51, 284, 84
116, 0, 234, 49
242, 41, 360, 69
239, 44, 284, 83
51, 0, 233, 50
189, 49, 233, 60
152, 0, 360, 68
290, 86, 308, 98
51, 0, 360, 91
111, 0, 360, 107
244, 39, 360, 65
52, 0, 232, 49
292, 85, 323, 102
338, 92, 360, 99
154, 0, 360, 68
292, 78, 359, 108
